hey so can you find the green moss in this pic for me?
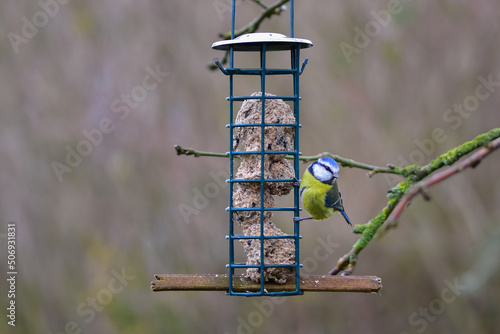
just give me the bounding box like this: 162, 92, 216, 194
401, 164, 421, 177
343, 128, 500, 272
354, 179, 412, 250
354, 224, 367, 234
387, 179, 412, 199
424, 128, 500, 175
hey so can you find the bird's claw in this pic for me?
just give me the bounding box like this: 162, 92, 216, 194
293, 216, 313, 222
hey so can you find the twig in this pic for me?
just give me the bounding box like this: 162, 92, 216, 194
209, 0, 290, 70
218, 0, 290, 40
299, 152, 402, 176
174, 145, 402, 176
174, 145, 227, 158
251, 0, 269, 10
380, 135, 500, 234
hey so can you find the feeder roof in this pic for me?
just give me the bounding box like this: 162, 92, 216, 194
212, 32, 313, 51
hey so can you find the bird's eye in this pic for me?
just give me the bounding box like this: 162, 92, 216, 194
321, 164, 334, 175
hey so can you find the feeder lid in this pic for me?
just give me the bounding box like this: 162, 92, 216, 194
212, 32, 313, 51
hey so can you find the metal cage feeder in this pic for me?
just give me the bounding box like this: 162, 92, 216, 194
213, 30, 311, 296
151, 0, 382, 298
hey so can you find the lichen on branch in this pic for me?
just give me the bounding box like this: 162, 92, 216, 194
330, 128, 500, 275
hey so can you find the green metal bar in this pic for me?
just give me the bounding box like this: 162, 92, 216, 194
259, 43, 267, 294
228, 41, 235, 295
218, 68, 301, 75
292, 44, 302, 295
231, 263, 298, 268
230, 235, 298, 240
228, 123, 298, 128
228, 95, 299, 101
230, 151, 297, 156
229, 207, 297, 212
230, 179, 296, 183
231, 0, 235, 39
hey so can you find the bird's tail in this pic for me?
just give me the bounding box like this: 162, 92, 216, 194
340, 211, 352, 226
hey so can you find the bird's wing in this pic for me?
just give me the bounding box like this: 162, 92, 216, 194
325, 180, 352, 226
324, 180, 344, 211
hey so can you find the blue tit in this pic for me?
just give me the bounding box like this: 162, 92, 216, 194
295, 157, 352, 226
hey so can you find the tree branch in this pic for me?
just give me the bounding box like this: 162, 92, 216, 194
174, 145, 228, 158
329, 128, 500, 275
218, 0, 290, 40
380, 135, 500, 234
299, 152, 402, 176
174, 145, 402, 176
250, 0, 269, 11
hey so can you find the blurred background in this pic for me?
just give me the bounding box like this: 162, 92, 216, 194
1, 0, 499, 333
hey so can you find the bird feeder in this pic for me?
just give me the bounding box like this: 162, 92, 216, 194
212, 6, 312, 296
151, 0, 382, 297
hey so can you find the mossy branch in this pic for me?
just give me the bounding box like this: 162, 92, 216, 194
382, 134, 500, 233
175, 128, 500, 276
330, 128, 500, 275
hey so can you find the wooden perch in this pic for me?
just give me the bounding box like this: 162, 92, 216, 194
151, 274, 382, 293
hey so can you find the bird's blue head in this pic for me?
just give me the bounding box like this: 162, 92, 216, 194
309, 157, 340, 185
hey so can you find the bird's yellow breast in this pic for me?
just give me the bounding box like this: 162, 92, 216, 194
300, 169, 334, 220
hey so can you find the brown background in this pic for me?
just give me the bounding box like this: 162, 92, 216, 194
1, 1, 499, 333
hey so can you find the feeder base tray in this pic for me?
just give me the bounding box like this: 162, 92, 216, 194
151, 274, 382, 293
